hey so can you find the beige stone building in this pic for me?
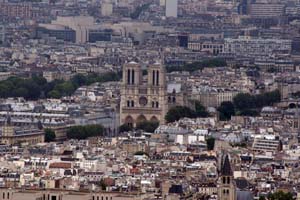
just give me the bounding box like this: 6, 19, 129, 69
0, 188, 147, 200
120, 61, 168, 127
0, 119, 44, 146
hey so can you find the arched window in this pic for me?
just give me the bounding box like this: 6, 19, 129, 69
227, 177, 230, 184
156, 102, 159, 108
152, 101, 155, 108
127, 69, 131, 84
222, 177, 226, 184
152, 70, 155, 85
156, 71, 159, 86
131, 101, 135, 107
132, 69, 135, 84
127, 101, 130, 107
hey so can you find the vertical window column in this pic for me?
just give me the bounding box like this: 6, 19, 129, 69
127, 69, 131, 84
131, 69, 135, 84
156, 71, 159, 86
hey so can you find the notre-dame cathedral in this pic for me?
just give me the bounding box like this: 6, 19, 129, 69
120, 61, 169, 127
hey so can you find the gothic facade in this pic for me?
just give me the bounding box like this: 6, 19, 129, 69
120, 61, 168, 127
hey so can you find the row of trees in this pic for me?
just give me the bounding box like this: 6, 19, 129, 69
165, 101, 209, 123
66, 124, 104, 140
119, 120, 159, 133
0, 72, 121, 100
166, 58, 227, 73
218, 90, 281, 120
259, 191, 294, 200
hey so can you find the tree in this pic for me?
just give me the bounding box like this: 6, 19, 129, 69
136, 120, 159, 133
165, 106, 196, 123
99, 179, 107, 191
194, 101, 209, 117
71, 74, 87, 87
119, 124, 133, 133
218, 101, 235, 121
233, 90, 281, 116
44, 128, 56, 142
67, 124, 104, 140
233, 93, 255, 111
267, 191, 294, 200
13, 87, 29, 98
48, 90, 61, 99
206, 137, 215, 151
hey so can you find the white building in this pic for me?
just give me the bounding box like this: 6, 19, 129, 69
224, 36, 292, 58
165, 0, 178, 18
101, 3, 113, 16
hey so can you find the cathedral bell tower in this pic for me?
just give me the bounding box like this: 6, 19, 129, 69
120, 61, 167, 128
218, 155, 237, 200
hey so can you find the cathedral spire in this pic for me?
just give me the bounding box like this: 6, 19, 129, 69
221, 155, 232, 176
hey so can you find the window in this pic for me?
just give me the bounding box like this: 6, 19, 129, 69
132, 70, 135, 84
156, 102, 159, 108
222, 177, 226, 184
127, 69, 131, 84
227, 177, 230, 184
152, 71, 155, 85
7, 193, 9, 199
127, 101, 130, 107
131, 101, 135, 107
3, 192, 4, 199
156, 71, 159, 86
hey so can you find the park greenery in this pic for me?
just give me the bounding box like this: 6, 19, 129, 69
44, 128, 56, 142
165, 101, 209, 123
136, 120, 159, 133
206, 137, 215, 151
217, 90, 281, 120
119, 123, 133, 133
259, 191, 294, 200
66, 124, 104, 140
0, 72, 121, 100
217, 101, 235, 121
119, 120, 159, 133
166, 58, 227, 73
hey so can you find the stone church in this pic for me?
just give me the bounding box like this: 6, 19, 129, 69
120, 61, 179, 127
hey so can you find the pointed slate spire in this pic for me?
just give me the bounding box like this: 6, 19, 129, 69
221, 155, 232, 176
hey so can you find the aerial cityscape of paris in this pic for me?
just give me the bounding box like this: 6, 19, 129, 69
0, 0, 298, 199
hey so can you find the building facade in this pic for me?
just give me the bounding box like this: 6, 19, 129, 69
120, 61, 168, 127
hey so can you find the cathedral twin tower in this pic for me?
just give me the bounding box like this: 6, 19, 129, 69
120, 61, 167, 128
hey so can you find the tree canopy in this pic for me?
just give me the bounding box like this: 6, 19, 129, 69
44, 128, 56, 142
136, 120, 159, 133
66, 124, 104, 140
119, 124, 133, 133
165, 101, 209, 123
206, 137, 215, 151
217, 101, 235, 121
233, 90, 281, 116
0, 72, 121, 100
259, 191, 294, 200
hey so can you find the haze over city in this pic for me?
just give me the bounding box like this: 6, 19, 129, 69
0, 0, 298, 199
